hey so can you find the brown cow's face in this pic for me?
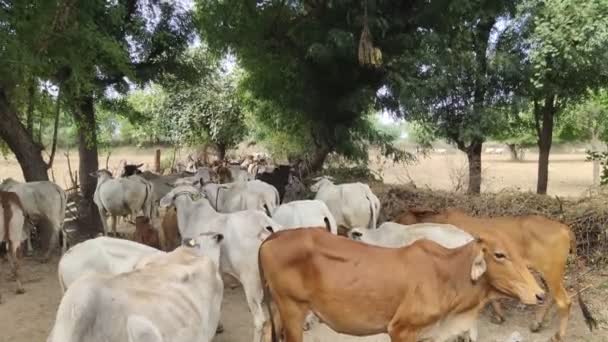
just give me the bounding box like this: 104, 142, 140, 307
475, 237, 545, 306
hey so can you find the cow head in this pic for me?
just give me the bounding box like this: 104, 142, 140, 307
183, 231, 224, 268
310, 176, 334, 192
90, 169, 113, 179
159, 186, 204, 208
471, 236, 545, 306
121, 163, 144, 177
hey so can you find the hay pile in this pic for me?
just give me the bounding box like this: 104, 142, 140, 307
376, 184, 608, 263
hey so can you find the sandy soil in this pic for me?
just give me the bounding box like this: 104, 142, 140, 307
0, 253, 607, 342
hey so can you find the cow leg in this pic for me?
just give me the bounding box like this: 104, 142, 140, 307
111, 215, 117, 236
387, 321, 418, 342
489, 300, 506, 324
7, 241, 24, 294
530, 296, 554, 332
242, 276, 267, 342
276, 300, 306, 342
547, 277, 571, 341
42, 224, 60, 262
99, 209, 109, 236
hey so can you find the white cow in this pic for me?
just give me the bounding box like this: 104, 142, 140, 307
160, 185, 281, 342
0, 178, 67, 260
348, 222, 478, 341
48, 233, 224, 342
92, 170, 154, 236
0, 191, 26, 301
310, 176, 380, 231
272, 200, 338, 235
201, 180, 279, 216
57, 236, 162, 293
348, 222, 474, 248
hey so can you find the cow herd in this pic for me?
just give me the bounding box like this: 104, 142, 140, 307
0, 161, 600, 342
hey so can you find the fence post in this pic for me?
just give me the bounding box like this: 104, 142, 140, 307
155, 149, 161, 173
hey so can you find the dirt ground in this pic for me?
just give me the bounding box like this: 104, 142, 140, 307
1, 148, 607, 341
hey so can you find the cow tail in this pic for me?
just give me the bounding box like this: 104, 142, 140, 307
569, 227, 598, 331
258, 239, 278, 342
323, 217, 331, 233
263, 204, 272, 218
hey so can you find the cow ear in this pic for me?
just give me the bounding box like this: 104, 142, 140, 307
89, 171, 98, 178
136, 163, 144, 168
470, 250, 487, 281
159, 194, 173, 208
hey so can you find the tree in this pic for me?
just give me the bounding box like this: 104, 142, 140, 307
559, 90, 608, 184
510, 0, 608, 194
158, 51, 247, 160
195, 0, 416, 173
395, 2, 517, 193
492, 110, 537, 161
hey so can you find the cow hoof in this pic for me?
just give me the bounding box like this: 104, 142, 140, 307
215, 323, 224, 334
491, 315, 505, 325
529, 321, 542, 332
549, 333, 562, 342
16, 288, 25, 295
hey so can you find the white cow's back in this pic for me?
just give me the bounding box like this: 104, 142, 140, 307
49, 250, 222, 342
58, 237, 162, 292
352, 222, 474, 249
272, 200, 337, 234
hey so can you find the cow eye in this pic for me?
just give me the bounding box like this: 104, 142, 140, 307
494, 252, 506, 259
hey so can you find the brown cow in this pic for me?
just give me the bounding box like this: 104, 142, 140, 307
161, 207, 180, 252
395, 207, 597, 340
259, 228, 545, 342
133, 216, 161, 250
0, 191, 26, 303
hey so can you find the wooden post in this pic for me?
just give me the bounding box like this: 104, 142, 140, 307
155, 149, 161, 173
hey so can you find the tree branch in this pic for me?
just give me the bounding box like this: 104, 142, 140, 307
47, 85, 62, 169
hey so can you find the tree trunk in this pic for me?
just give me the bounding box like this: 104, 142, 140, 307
591, 133, 600, 186
305, 145, 330, 177
26, 80, 35, 136
507, 144, 520, 161
0, 88, 49, 181
535, 97, 556, 195
72, 96, 102, 233
466, 141, 483, 194
216, 143, 227, 161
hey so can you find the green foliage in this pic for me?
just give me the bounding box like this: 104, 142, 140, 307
557, 90, 608, 143
586, 151, 608, 185
156, 49, 247, 152
195, 0, 417, 165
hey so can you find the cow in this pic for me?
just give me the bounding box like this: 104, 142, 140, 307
161, 206, 180, 252
348, 222, 474, 249
121, 163, 144, 177
259, 228, 545, 342
0, 191, 26, 302
272, 200, 337, 235
160, 185, 281, 342
133, 216, 161, 250
0, 178, 67, 261
57, 236, 162, 293
48, 232, 224, 342
92, 170, 154, 236
310, 176, 380, 234
395, 207, 598, 340
255, 165, 291, 203
201, 180, 279, 216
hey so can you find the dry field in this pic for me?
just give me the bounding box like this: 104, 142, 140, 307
1, 147, 607, 342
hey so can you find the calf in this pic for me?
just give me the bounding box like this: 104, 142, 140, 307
48, 233, 224, 342
0, 191, 26, 302
133, 216, 161, 250
259, 228, 544, 342
395, 208, 597, 340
